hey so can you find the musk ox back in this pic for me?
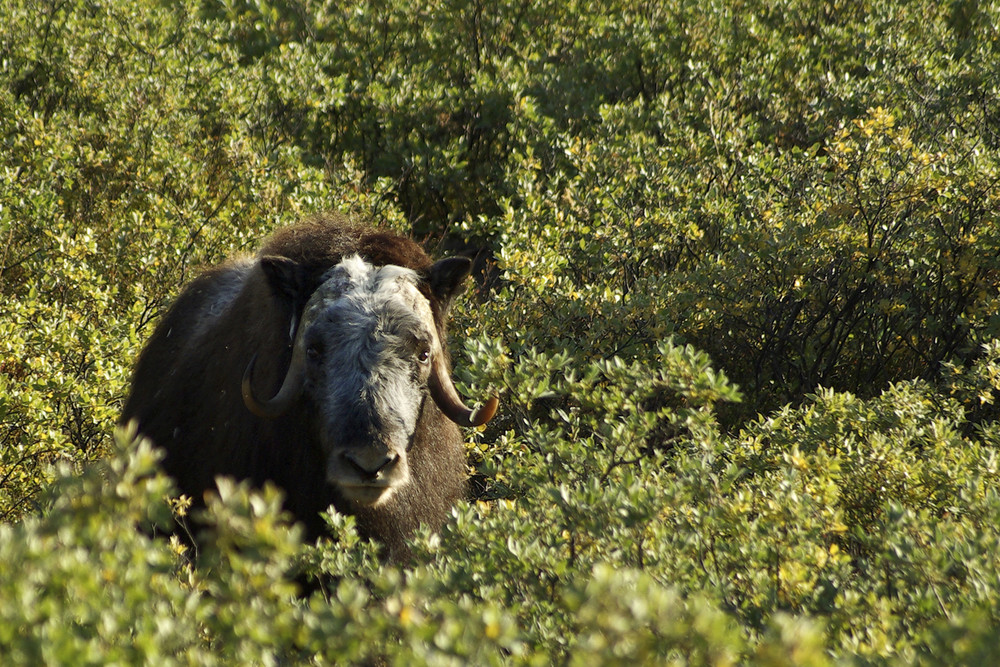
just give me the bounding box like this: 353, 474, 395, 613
120, 216, 497, 558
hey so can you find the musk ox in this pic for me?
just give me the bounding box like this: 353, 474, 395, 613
120, 215, 498, 558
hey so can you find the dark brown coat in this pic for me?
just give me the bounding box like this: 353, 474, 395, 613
121, 215, 483, 558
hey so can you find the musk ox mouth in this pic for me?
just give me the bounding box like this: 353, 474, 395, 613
326, 449, 410, 506
335, 483, 398, 506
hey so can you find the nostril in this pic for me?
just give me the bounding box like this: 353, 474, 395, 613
375, 454, 399, 474
344, 451, 399, 480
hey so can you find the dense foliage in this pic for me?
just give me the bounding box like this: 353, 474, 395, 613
2, 0, 999, 662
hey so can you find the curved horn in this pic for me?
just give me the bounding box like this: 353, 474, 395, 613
428, 357, 498, 428
242, 346, 307, 419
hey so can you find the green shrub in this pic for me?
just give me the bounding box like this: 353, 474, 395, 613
3, 0, 1000, 663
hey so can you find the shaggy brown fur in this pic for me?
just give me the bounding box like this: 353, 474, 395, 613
120, 214, 469, 559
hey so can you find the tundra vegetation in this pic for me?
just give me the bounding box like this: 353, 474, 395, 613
1, 0, 999, 664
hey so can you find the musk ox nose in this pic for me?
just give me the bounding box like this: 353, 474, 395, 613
343, 450, 400, 481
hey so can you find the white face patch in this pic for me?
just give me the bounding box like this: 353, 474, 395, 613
297, 256, 441, 506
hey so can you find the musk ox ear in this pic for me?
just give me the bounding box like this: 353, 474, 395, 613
427, 257, 472, 312
261, 256, 308, 342
260, 255, 306, 302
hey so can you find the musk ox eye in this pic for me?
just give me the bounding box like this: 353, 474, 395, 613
416, 345, 431, 364
307, 343, 323, 361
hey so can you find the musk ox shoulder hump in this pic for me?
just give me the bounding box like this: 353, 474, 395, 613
185, 257, 256, 343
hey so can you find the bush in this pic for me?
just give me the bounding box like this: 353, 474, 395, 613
3, 0, 1000, 663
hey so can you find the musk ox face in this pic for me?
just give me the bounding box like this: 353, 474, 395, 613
242, 254, 498, 507
300, 256, 438, 505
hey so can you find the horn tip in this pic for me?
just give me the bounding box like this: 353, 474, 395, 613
469, 395, 499, 427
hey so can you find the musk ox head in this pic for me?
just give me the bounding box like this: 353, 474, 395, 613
242, 254, 498, 507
